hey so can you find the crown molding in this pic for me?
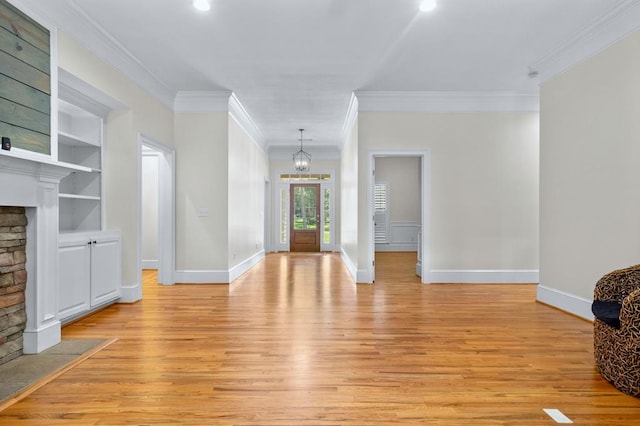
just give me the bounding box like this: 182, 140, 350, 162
339, 93, 359, 143
530, 0, 640, 84
174, 91, 232, 112
355, 91, 539, 112
229, 93, 266, 150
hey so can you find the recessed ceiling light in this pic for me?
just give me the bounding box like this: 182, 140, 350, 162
419, 0, 437, 13
193, 0, 210, 12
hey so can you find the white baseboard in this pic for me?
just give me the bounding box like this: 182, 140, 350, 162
340, 248, 357, 282
375, 244, 417, 252
357, 269, 373, 284
429, 269, 539, 284
120, 281, 142, 302
229, 250, 265, 282
174, 251, 266, 284
141, 259, 159, 269
537, 284, 593, 321
23, 320, 61, 354
174, 269, 229, 284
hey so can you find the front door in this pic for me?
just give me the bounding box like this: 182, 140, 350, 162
290, 184, 320, 252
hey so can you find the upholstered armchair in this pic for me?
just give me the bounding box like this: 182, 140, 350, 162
592, 264, 640, 397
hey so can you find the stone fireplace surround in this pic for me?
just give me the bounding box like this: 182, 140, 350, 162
0, 206, 27, 364
0, 150, 78, 354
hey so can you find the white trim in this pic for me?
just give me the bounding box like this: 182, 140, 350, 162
340, 248, 357, 283
264, 179, 271, 253
174, 91, 232, 112
229, 93, 267, 150
339, 93, 359, 143
375, 243, 417, 252
357, 269, 373, 284
429, 269, 540, 284
58, 68, 127, 117
229, 250, 266, 282
142, 259, 159, 269
137, 134, 176, 289
274, 183, 290, 252
119, 282, 142, 303
369, 150, 430, 285
356, 91, 539, 113
536, 285, 594, 321
175, 270, 230, 284
23, 321, 61, 354
531, 0, 640, 84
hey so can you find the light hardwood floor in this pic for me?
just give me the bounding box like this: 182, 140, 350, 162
1, 252, 638, 424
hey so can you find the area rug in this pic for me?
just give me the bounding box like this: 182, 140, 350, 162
0, 338, 116, 410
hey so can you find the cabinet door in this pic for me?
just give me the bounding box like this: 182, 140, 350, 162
58, 240, 91, 320
90, 237, 121, 306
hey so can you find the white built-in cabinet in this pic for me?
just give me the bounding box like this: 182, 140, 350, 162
56, 71, 122, 323
58, 231, 121, 322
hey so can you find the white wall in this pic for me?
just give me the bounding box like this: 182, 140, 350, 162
340, 119, 359, 279
375, 157, 421, 251
376, 157, 421, 223
539, 30, 640, 318
141, 153, 159, 266
359, 112, 539, 279
228, 116, 269, 269
174, 112, 229, 272
57, 32, 174, 292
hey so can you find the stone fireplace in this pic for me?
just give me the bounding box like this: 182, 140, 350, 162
0, 207, 27, 364
0, 151, 76, 356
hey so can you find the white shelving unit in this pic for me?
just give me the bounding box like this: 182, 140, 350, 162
57, 98, 104, 232
55, 69, 127, 323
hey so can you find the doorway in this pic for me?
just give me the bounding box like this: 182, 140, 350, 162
290, 184, 321, 252
368, 151, 429, 284
138, 134, 175, 291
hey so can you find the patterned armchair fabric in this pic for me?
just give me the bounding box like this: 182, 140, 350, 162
592, 264, 640, 397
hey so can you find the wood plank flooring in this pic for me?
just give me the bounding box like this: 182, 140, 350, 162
1, 252, 638, 424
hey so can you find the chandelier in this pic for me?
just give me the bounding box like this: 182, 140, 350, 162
292, 128, 312, 172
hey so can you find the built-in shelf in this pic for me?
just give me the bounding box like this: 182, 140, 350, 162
58, 131, 100, 148
57, 90, 104, 232
59, 193, 101, 201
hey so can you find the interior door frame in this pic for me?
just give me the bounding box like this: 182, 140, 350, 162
368, 150, 430, 284
137, 133, 176, 291
290, 183, 321, 252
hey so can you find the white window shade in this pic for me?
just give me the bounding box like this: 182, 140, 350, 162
374, 182, 389, 244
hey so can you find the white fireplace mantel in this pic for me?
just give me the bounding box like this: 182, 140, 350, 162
0, 149, 81, 353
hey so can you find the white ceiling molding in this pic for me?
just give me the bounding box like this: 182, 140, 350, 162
355, 91, 539, 113
530, 0, 640, 84
229, 93, 267, 151
174, 91, 232, 113
12, 0, 176, 109
339, 93, 359, 144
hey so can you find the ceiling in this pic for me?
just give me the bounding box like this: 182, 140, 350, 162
18, 0, 630, 151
